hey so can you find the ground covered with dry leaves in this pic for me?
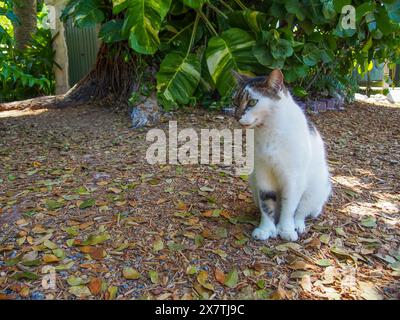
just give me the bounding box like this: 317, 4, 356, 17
0, 101, 399, 300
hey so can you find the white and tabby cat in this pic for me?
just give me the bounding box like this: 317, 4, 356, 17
233, 69, 332, 241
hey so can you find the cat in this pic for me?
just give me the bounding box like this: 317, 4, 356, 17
232, 69, 332, 241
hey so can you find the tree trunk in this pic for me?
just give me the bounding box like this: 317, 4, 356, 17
58, 41, 141, 107
13, 0, 37, 51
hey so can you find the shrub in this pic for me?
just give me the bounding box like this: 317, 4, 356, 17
0, 0, 55, 102
61, 0, 400, 109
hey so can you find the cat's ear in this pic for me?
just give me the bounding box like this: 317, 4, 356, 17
267, 69, 284, 91
232, 70, 250, 84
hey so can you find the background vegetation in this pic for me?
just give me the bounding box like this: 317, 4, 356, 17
1, 0, 400, 108
0, 0, 55, 103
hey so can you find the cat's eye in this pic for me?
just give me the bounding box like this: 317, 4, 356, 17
247, 99, 258, 107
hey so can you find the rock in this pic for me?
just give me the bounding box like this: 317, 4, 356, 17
130, 95, 160, 128
387, 89, 400, 103
307, 100, 321, 113
355, 92, 396, 105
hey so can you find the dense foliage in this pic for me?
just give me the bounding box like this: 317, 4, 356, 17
61, 0, 400, 109
0, 0, 55, 102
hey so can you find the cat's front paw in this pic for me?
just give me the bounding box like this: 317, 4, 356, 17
294, 219, 306, 234
252, 225, 277, 241
277, 223, 298, 241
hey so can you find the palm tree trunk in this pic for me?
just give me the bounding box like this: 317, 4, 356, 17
13, 0, 37, 51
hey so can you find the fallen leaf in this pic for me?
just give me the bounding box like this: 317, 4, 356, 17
358, 282, 383, 300
149, 270, 159, 284
42, 254, 60, 263
88, 278, 102, 295
214, 268, 225, 285
153, 239, 164, 252
275, 242, 301, 252
315, 259, 332, 267
123, 267, 141, 280
45, 199, 65, 210
300, 274, 312, 292
67, 276, 86, 286
186, 265, 198, 275
197, 270, 214, 291
12, 272, 39, 281
224, 269, 239, 288
79, 199, 95, 209
69, 285, 91, 298
79, 232, 110, 246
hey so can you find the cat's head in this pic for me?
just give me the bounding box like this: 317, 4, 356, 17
232, 69, 288, 128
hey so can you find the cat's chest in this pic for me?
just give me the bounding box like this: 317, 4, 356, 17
254, 135, 280, 160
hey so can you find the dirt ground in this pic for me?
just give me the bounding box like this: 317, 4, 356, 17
0, 101, 399, 300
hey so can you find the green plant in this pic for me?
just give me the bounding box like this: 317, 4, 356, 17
60, 0, 400, 109
0, 0, 55, 102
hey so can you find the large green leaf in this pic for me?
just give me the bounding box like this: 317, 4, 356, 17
302, 43, 320, 66
333, 0, 351, 13
384, 0, 400, 23
157, 52, 201, 107
285, 0, 306, 20
206, 28, 256, 96
271, 38, 293, 59
226, 10, 267, 33
375, 6, 396, 35
99, 20, 126, 43
112, 0, 130, 14
74, 0, 105, 28
122, 0, 171, 54
322, 0, 336, 19
355, 2, 375, 22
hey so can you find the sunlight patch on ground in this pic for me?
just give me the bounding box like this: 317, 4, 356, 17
331, 175, 366, 193
0, 108, 48, 118
345, 203, 378, 217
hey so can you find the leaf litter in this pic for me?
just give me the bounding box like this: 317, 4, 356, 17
0, 102, 399, 299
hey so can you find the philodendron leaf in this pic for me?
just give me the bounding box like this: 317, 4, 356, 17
226, 10, 267, 33
74, 0, 105, 28
206, 28, 256, 96
122, 0, 172, 54
271, 38, 294, 59
156, 52, 201, 107
302, 43, 321, 66
99, 20, 126, 43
